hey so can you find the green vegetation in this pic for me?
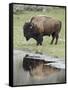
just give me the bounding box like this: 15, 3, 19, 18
13, 8, 65, 58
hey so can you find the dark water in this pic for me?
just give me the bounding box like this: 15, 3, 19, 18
13, 49, 65, 86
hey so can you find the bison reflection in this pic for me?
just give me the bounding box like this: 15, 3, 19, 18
23, 16, 61, 45
23, 55, 58, 77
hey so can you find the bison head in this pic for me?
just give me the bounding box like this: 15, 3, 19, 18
23, 22, 43, 45
23, 22, 35, 41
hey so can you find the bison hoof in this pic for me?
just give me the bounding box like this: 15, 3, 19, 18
37, 43, 39, 46
40, 43, 42, 45
50, 42, 53, 45
37, 43, 42, 46
55, 43, 57, 45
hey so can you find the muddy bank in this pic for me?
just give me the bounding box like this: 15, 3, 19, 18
13, 49, 66, 86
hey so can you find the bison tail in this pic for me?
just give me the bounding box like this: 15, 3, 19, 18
56, 21, 62, 33
59, 21, 62, 32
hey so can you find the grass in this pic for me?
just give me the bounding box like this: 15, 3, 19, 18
13, 8, 65, 58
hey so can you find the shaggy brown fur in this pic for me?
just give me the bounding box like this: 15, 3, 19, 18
23, 16, 62, 45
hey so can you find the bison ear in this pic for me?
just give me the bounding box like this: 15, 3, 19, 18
24, 21, 30, 25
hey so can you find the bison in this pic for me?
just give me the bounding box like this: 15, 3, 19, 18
23, 54, 55, 73
23, 16, 61, 45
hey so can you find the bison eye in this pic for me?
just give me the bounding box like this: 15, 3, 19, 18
30, 26, 32, 29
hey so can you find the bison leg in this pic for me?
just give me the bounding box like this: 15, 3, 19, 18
37, 41, 42, 45
36, 35, 43, 46
50, 33, 55, 44
37, 42, 39, 45
55, 34, 59, 44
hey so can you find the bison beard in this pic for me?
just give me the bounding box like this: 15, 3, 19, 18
23, 16, 62, 45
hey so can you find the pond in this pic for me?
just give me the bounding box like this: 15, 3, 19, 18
13, 49, 65, 86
